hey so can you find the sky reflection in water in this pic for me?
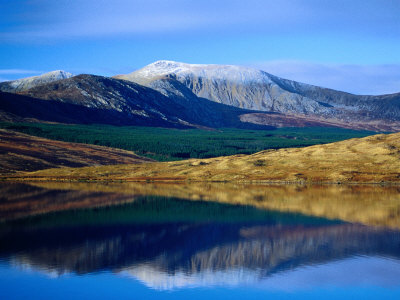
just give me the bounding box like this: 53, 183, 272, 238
0, 182, 400, 299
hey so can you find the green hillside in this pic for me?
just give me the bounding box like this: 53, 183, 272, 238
0, 122, 374, 161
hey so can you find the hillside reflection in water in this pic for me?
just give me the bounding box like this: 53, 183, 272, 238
0, 182, 400, 298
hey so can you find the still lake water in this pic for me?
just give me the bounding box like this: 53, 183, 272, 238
1, 182, 400, 299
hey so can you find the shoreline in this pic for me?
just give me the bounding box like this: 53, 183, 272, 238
2, 176, 400, 186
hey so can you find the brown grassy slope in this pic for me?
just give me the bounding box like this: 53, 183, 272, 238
14, 132, 400, 183
0, 129, 153, 174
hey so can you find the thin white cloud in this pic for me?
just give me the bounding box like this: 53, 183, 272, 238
0, 69, 42, 75
0, 69, 43, 82
2, 0, 398, 41
249, 60, 400, 95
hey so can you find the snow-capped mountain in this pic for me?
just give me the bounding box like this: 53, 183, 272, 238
119, 60, 276, 85
0, 70, 73, 92
116, 60, 400, 123
116, 60, 326, 115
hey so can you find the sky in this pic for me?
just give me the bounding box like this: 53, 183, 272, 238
0, 0, 399, 95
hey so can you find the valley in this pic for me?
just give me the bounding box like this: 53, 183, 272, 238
0, 122, 373, 161
0, 61, 399, 183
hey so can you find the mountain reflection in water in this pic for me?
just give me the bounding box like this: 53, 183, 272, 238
0, 183, 400, 296
0, 182, 400, 292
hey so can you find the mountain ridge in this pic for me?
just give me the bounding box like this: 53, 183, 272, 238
0, 70, 73, 92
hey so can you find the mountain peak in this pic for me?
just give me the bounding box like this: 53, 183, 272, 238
116, 60, 361, 117
42, 70, 73, 79
25, 70, 74, 84
0, 70, 73, 92
11, 70, 73, 82
121, 60, 274, 87
145, 60, 261, 73
149, 60, 183, 67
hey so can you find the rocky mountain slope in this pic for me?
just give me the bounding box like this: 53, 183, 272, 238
0, 70, 73, 92
0, 90, 179, 127
117, 60, 400, 128
0, 74, 277, 129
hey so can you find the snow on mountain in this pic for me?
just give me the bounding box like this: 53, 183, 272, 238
117, 60, 400, 123
122, 60, 277, 85
0, 70, 73, 92
116, 60, 330, 115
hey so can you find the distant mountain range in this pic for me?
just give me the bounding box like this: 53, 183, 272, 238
1, 61, 400, 131
1, 74, 269, 128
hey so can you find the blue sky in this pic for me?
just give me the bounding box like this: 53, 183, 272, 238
0, 0, 399, 94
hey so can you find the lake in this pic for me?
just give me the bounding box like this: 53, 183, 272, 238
1, 182, 400, 299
